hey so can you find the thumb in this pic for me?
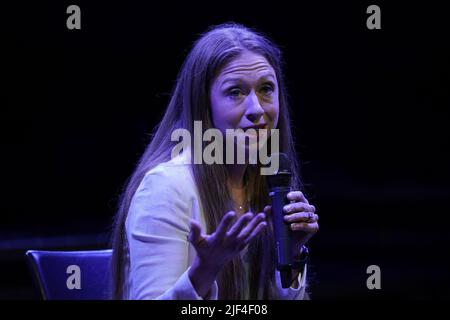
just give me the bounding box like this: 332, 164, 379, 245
188, 219, 203, 245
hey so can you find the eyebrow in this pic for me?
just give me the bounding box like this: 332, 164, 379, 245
220, 73, 276, 86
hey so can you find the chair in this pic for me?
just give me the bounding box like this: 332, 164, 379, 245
25, 249, 112, 300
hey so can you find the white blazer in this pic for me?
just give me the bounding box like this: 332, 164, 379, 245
125, 151, 307, 300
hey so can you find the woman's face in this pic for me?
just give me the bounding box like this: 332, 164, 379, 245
210, 51, 279, 143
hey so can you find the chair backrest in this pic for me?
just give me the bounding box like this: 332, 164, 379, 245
25, 249, 112, 300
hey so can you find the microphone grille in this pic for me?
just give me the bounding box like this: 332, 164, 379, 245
265, 153, 292, 190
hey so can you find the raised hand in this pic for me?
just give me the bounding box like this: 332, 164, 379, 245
187, 211, 267, 298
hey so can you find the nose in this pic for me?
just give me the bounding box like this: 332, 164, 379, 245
244, 91, 264, 123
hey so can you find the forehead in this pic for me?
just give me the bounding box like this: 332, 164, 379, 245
217, 51, 276, 81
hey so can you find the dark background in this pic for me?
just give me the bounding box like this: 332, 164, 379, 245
2, 1, 449, 299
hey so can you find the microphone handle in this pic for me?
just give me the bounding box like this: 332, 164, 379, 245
269, 186, 293, 288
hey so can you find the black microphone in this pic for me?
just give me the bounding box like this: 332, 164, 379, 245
265, 152, 294, 288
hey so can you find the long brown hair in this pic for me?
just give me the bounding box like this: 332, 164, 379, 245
110, 22, 302, 299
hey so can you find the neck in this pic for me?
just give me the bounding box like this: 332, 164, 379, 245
226, 164, 248, 189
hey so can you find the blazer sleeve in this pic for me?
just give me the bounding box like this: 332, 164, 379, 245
126, 168, 218, 300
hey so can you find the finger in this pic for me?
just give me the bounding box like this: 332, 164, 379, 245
283, 202, 315, 214
287, 191, 309, 204
263, 205, 271, 216
290, 222, 319, 233
284, 212, 319, 223
215, 211, 237, 238
188, 220, 204, 245
243, 221, 267, 245
226, 212, 253, 238
237, 213, 266, 241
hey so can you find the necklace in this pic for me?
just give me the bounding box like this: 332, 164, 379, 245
233, 193, 249, 215
229, 178, 249, 215
236, 202, 247, 212
235, 203, 247, 215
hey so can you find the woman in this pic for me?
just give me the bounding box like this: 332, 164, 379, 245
111, 23, 319, 300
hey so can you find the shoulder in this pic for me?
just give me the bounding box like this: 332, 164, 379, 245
138, 151, 195, 196
126, 152, 199, 234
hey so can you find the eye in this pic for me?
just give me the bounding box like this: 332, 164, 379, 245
227, 87, 244, 99
260, 83, 274, 95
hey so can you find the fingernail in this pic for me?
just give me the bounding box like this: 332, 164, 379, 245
283, 205, 291, 212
